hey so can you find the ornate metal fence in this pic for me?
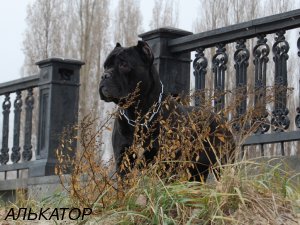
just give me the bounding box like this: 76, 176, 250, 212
0, 75, 39, 179
140, 9, 300, 157
0, 59, 83, 192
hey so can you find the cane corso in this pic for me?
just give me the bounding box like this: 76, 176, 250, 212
99, 41, 234, 181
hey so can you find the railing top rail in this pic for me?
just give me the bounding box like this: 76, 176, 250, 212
0, 74, 39, 95
169, 9, 300, 53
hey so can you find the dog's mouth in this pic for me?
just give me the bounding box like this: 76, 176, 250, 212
100, 84, 140, 108
99, 86, 120, 104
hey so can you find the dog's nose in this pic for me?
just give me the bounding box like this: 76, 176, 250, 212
102, 72, 111, 80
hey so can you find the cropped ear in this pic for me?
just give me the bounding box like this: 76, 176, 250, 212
136, 41, 154, 65
115, 43, 122, 48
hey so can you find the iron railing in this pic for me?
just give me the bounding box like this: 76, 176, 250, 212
0, 59, 83, 189
141, 9, 300, 156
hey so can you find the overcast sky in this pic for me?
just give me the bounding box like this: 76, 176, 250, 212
0, 0, 198, 84
0, 0, 29, 83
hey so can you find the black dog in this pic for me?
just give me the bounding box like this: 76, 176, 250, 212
99, 41, 234, 181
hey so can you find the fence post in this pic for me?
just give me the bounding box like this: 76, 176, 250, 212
139, 27, 192, 97
30, 58, 84, 177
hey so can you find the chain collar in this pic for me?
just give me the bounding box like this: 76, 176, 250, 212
119, 80, 164, 130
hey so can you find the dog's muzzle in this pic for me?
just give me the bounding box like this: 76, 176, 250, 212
99, 70, 120, 103
102, 71, 112, 80
99, 70, 113, 97
99, 85, 110, 98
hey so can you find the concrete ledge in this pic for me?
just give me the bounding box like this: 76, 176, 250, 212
0, 175, 66, 191
0, 175, 70, 202
28, 175, 62, 185
237, 156, 300, 185
249, 156, 300, 172
28, 175, 70, 201
0, 156, 299, 202
0, 178, 28, 191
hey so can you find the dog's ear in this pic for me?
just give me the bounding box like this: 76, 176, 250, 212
115, 43, 122, 48
136, 41, 154, 65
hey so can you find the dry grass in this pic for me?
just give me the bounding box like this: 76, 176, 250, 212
53, 89, 300, 224
1, 88, 300, 224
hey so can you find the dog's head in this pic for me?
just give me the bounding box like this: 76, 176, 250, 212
99, 41, 155, 105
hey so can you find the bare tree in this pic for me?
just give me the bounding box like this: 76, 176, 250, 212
114, 0, 143, 46
266, 0, 293, 15
23, 0, 111, 117
22, 0, 64, 76
90, 1, 111, 112
22, 0, 111, 150
21, 0, 67, 162
150, 0, 179, 29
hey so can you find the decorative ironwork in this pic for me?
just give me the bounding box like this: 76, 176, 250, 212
232, 39, 249, 131
41, 70, 49, 80
0, 94, 11, 164
193, 48, 207, 106
11, 91, 22, 163
296, 108, 300, 128
296, 34, 300, 129
23, 88, 34, 161
37, 91, 49, 157
212, 43, 228, 112
59, 68, 74, 81
271, 30, 290, 132
252, 34, 270, 134
298, 32, 300, 57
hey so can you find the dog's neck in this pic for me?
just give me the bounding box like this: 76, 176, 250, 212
120, 71, 163, 128
140, 79, 163, 114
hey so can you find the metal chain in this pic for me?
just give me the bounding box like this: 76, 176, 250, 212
119, 80, 164, 130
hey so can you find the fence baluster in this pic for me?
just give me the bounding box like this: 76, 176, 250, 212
233, 39, 249, 131
253, 34, 270, 134
212, 43, 228, 112
280, 142, 285, 156
296, 33, 300, 129
0, 94, 11, 164
11, 91, 22, 163
271, 30, 290, 132
22, 88, 34, 161
193, 48, 207, 106
260, 144, 265, 156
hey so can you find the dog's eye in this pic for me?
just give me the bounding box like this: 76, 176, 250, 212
119, 61, 130, 73
119, 61, 128, 68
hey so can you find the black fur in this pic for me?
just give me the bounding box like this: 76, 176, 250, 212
99, 41, 234, 181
